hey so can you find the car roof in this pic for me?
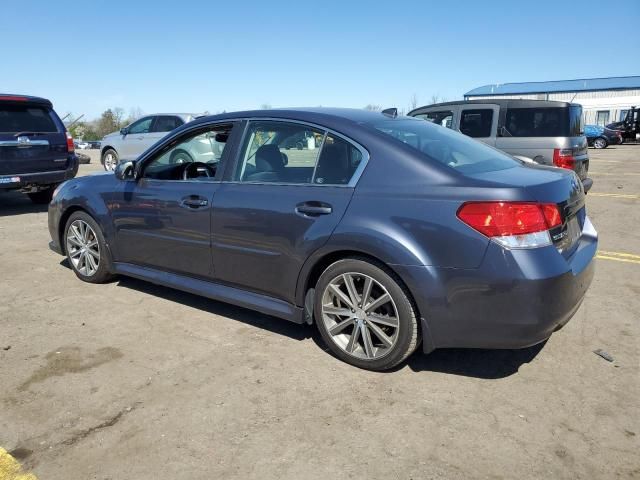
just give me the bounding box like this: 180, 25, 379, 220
189, 107, 420, 127
409, 99, 578, 114
0, 94, 53, 107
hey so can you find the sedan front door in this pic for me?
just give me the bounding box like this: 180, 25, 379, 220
110, 122, 239, 278
120, 116, 155, 160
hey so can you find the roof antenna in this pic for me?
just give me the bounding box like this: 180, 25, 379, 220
382, 108, 398, 118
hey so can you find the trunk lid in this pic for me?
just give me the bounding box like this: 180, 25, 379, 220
0, 99, 69, 175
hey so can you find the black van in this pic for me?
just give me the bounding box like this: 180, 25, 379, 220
0, 94, 78, 203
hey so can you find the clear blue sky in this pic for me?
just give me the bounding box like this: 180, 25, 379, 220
2, 0, 638, 119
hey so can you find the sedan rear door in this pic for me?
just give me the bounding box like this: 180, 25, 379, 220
211, 120, 367, 305
0, 98, 68, 176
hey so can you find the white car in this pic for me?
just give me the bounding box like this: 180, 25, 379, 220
76, 141, 90, 150
100, 113, 201, 171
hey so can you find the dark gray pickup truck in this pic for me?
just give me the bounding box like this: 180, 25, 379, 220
0, 94, 78, 203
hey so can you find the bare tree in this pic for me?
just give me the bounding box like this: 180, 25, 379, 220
409, 93, 419, 110
128, 107, 144, 122
364, 104, 381, 111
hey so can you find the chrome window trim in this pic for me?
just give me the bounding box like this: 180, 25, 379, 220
230, 117, 370, 188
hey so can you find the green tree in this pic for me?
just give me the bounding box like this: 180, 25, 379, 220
96, 108, 126, 138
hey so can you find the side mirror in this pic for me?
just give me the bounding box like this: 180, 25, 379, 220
115, 160, 136, 181
120, 127, 129, 136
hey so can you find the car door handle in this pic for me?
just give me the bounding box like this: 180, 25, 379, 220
295, 202, 332, 216
180, 196, 208, 209
136, 136, 144, 140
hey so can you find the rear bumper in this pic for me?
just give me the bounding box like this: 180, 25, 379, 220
0, 155, 78, 191
396, 217, 597, 353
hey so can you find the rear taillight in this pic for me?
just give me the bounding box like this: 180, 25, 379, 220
66, 132, 74, 153
457, 201, 562, 249
553, 148, 575, 170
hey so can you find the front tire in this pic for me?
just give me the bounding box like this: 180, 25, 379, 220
64, 211, 115, 283
314, 258, 419, 371
593, 137, 608, 149
102, 148, 119, 171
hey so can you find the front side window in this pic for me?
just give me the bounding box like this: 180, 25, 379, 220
414, 111, 453, 129
143, 124, 233, 181
619, 109, 628, 121
128, 117, 153, 134
152, 116, 183, 133
369, 118, 519, 175
459, 109, 493, 137
234, 121, 362, 185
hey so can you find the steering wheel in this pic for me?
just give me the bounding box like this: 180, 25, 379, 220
182, 162, 215, 180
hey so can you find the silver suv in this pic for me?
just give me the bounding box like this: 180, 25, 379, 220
409, 100, 592, 191
100, 113, 200, 171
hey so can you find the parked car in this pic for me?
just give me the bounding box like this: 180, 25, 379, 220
48, 108, 597, 370
409, 99, 593, 192
584, 124, 622, 149
0, 94, 78, 203
606, 106, 639, 142
100, 113, 200, 171
75, 141, 90, 150
88, 140, 101, 149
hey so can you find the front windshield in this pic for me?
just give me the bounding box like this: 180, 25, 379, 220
368, 118, 519, 175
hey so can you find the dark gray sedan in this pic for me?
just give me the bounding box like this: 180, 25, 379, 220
48, 108, 597, 370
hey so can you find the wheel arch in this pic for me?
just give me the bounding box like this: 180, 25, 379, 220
100, 145, 117, 162
298, 248, 433, 352
296, 248, 420, 316
57, 205, 115, 270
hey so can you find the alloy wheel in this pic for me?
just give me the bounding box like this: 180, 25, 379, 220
104, 153, 116, 171
321, 273, 400, 360
594, 138, 607, 149
66, 220, 101, 276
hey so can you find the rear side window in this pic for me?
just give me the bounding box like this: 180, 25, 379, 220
153, 116, 183, 132
504, 107, 577, 137
414, 111, 453, 129
0, 104, 58, 133
234, 121, 363, 185
459, 109, 493, 137
370, 118, 519, 175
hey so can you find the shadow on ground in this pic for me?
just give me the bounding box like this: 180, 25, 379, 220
116, 276, 312, 342
0, 191, 48, 216
60, 264, 546, 379
404, 342, 545, 378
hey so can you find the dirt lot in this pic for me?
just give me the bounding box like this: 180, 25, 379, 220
1, 146, 639, 479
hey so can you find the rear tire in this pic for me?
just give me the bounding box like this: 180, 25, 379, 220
102, 148, 119, 171
593, 137, 608, 149
27, 188, 54, 204
64, 211, 115, 284
314, 258, 419, 371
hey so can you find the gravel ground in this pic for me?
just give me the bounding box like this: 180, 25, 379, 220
0, 146, 639, 479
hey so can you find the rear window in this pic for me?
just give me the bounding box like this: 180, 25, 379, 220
504, 106, 583, 137
0, 104, 58, 133
413, 110, 453, 129
370, 118, 519, 175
